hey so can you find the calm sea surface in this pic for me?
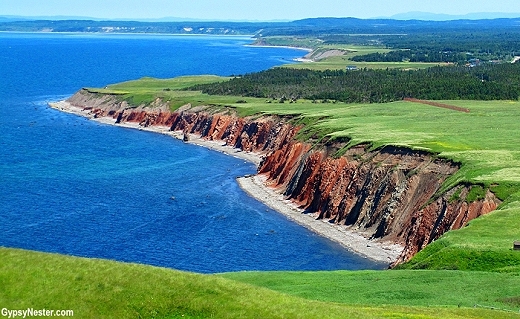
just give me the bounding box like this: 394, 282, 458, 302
0, 33, 384, 272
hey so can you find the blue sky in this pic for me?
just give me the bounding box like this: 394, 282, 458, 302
1, 0, 519, 20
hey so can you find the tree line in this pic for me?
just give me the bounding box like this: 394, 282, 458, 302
350, 50, 469, 64
187, 64, 520, 103
324, 30, 520, 63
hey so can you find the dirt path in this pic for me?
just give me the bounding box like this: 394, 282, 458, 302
404, 98, 470, 113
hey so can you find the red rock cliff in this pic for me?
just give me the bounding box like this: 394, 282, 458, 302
66, 90, 501, 265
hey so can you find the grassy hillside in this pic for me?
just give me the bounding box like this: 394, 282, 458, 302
397, 200, 520, 271
236, 99, 520, 195
221, 269, 520, 312
1, 247, 518, 319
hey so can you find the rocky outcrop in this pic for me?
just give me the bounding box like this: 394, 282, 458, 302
65, 90, 501, 265
67, 90, 178, 127
256, 141, 500, 265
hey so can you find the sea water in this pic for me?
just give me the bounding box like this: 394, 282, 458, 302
0, 32, 384, 273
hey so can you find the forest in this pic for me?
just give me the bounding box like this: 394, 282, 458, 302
187, 63, 520, 103
340, 30, 520, 63
349, 50, 468, 63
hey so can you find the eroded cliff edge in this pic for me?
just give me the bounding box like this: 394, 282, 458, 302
63, 89, 501, 265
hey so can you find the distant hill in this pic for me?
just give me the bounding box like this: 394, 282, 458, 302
388, 11, 520, 21
0, 15, 102, 21
1, 16, 520, 36
0, 15, 291, 23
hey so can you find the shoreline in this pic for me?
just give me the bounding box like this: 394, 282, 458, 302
0, 30, 255, 38
49, 100, 403, 265
246, 43, 313, 52
49, 101, 262, 165
237, 175, 403, 265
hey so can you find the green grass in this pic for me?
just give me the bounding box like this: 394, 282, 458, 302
231, 99, 520, 190
222, 269, 520, 312
1, 247, 518, 319
108, 75, 230, 91
398, 204, 520, 271
86, 75, 248, 110
287, 56, 447, 71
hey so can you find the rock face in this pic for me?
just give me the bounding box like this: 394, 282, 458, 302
66, 90, 501, 265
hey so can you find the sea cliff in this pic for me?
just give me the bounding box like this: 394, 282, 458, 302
53, 89, 501, 266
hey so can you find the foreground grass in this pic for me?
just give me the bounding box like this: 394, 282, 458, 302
1, 247, 518, 319
222, 269, 520, 313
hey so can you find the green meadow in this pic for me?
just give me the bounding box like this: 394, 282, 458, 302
1, 247, 520, 318
4, 73, 520, 317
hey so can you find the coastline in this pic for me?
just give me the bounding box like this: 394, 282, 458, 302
49, 100, 403, 265
49, 101, 262, 165
246, 44, 313, 62
237, 175, 403, 264
0, 31, 255, 37
246, 44, 313, 52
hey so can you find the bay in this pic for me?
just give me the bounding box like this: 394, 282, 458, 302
0, 32, 384, 272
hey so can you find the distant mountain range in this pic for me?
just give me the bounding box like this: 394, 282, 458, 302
1, 12, 520, 23
1, 14, 520, 36
0, 15, 289, 23
386, 12, 520, 21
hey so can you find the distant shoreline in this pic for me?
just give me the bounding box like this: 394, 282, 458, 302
246, 43, 313, 51
0, 30, 255, 37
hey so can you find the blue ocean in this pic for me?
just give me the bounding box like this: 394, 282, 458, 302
0, 32, 384, 273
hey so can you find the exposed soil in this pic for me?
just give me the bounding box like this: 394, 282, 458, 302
404, 98, 470, 113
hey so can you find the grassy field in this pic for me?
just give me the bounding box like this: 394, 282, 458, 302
1, 247, 519, 319
87, 76, 233, 109
287, 57, 447, 71
221, 269, 520, 312
237, 100, 520, 193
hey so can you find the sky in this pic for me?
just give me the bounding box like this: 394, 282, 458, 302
1, 0, 519, 21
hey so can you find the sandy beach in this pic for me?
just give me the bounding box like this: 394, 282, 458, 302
237, 175, 403, 264
50, 100, 403, 265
